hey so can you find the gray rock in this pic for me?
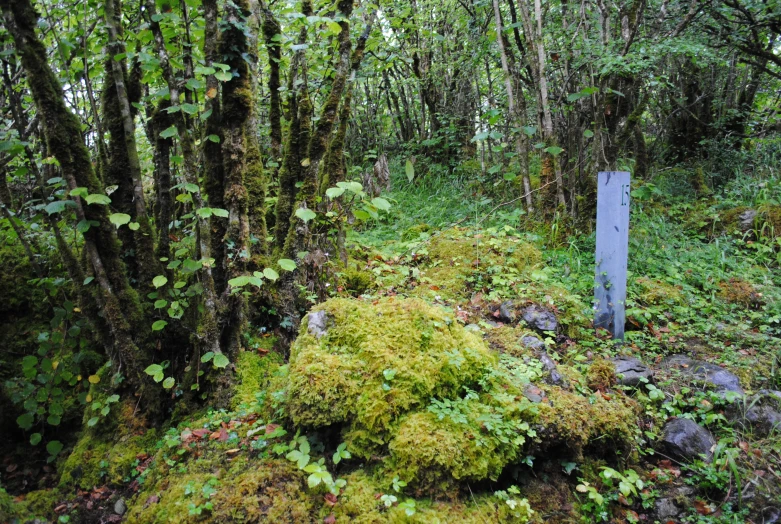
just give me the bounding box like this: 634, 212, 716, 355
307, 310, 329, 338
520, 335, 544, 351
611, 356, 653, 387
522, 305, 558, 333
654, 497, 680, 520
732, 390, 781, 436
498, 301, 516, 323
738, 209, 758, 231
538, 352, 564, 386
663, 355, 744, 395
761, 507, 781, 524
114, 498, 127, 516
661, 418, 715, 462
523, 384, 544, 403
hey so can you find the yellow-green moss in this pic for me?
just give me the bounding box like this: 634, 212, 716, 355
536, 387, 638, 458
585, 359, 617, 391
288, 298, 496, 455
339, 265, 375, 296
632, 277, 683, 306
2, 488, 60, 522
401, 223, 431, 242
718, 277, 764, 308
232, 348, 283, 409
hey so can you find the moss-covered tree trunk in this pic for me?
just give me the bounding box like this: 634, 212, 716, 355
1, 0, 157, 410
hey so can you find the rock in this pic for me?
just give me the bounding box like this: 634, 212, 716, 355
497, 301, 516, 323
114, 498, 127, 516
663, 355, 744, 395
307, 310, 329, 338
538, 352, 564, 385
661, 418, 715, 462
523, 384, 544, 403
738, 209, 758, 231
761, 507, 781, 524
732, 390, 781, 436
520, 335, 544, 351
611, 356, 653, 387
654, 497, 680, 520
522, 305, 558, 333
464, 323, 481, 332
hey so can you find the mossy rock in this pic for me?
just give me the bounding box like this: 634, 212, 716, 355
338, 265, 376, 296
0, 487, 60, 523
631, 277, 683, 306
288, 298, 496, 452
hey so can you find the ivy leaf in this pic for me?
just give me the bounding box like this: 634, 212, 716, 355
109, 213, 131, 228
46, 440, 63, 457
84, 194, 111, 205
160, 125, 178, 138
278, 259, 296, 271
295, 208, 316, 223
371, 197, 391, 211
212, 353, 229, 368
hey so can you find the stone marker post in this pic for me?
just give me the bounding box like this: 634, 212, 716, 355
594, 171, 630, 340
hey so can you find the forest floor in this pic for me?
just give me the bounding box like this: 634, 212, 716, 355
3, 163, 781, 523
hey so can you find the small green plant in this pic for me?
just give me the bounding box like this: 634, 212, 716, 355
494, 485, 534, 521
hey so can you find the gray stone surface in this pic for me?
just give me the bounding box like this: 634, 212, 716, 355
522, 305, 558, 332
114, 498, 127, 516
611, 356, 653, 387
738, 209, 758, 231
538, 352, 564, 385
663, 355, 744, 395
732, 390, 781, 436
654, 498, 680, 520
661, 417, 715, 462
520, 335, 545, 351
498, 301, 516, 323
307, 310, 329, 338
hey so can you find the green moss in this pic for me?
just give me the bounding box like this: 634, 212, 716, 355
4, 488, 60, 522
232, 349, 283, 409
401, 223, 431, 242
339, 265, 375, 296
632, 277, 683, 306
288, 298, 496, 455
585, 359, 617, 391
536, 387, 638, 458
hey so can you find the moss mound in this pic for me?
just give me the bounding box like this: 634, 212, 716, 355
288, 298, 496, 449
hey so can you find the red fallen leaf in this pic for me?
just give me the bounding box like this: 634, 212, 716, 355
658, 326, 670, 333
429, 285, 440, 291
206, 87, 218, 99
755, 469, 766, 477
86, 500, 94, 510
265, 423, 280, 435
54, 504, 68, 514
192, 428, 209, 438
145, 495, 160, 508
257, 347, 269, 354
739, 441, 749, 453
618, 494, 630, 506
694, 499, 713, 515
324, 493, 338, 506
210, 431, 221, 440
181, 429, 193, 442
218, 428, 229, 442
753, 449, 763, 457
374, 493, 383, 500
129, 480, 140, 492
324, 514, 336, 524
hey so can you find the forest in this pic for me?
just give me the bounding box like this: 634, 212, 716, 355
0, 0, 780, 521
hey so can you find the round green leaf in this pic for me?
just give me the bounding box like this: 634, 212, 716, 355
16, 413, 34, 430
109, 213, 131, 228
46, 440, 63, 456
152, 275, 168, 288
278, 259, 297, 271
294, 208, 316, 223
30, 433, 42, 445
162, 377, 175, 389
263, 268, 279, 281
213, 353, 229, 368
152, 320, 168, 331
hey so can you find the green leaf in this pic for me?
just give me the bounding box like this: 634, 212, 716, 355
46, 440, 64, 457
30, 433, 42, 445
583, 129, 594, 138
162, 377, 175, 389
128, 222, 140, 231
195, 65, 215, 75
84, 194, 111, 205
16, 413, 34, 430
152, 320, 168, 331
87, 417, 99, 427
47, 414, 61, 426
154, 299, 168, 309
70, 187, 88, 198
294, 208, 316, 223
160, 125, 178, 138
544, 146, 564, 156
326, 21, 342, 34
45, 200, 68, 215
184, 183, 200, 193
211, 208, 229, 218
522, 126, 537, 137
145, 364, 163, 376
371, 197, 391, 211
263, 268, 279, 281
153, 275, 168, 288
228, 275, 251, 288
278, 259, 297, 271
201, 352, 214, 363
213, 353, 229, 368
207, 134, 220, 143
405, 159, 415, 183
109, 213, 131, 228
214, 71, 232, 81
325, 187, 345, 199
181, 103, 199, 115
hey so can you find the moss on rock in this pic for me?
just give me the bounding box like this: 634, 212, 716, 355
288, 298, 496, 453
232, 349, 284, 409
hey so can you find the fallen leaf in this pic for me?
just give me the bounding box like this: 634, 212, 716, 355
218, 428, 229, 442
226, 448, 240, 456
192, 428, 209, 438
265, 423, 280, 435
693, 499, 713, 515
145, 495, 160, 508
54, 504, 67, 513
739, 441, 749, 453
324, 514, 336, 524
324, 493, 338, 506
